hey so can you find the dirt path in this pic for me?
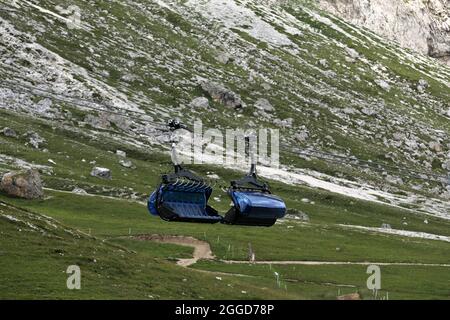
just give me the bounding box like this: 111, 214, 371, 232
137, 234, 450, 268
135, 234, 215, 267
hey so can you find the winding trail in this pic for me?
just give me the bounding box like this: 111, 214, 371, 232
135, 234, 215, 267
137, 234, 450, 268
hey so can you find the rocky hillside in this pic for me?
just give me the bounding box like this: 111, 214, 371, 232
0, 0, 449, 218
318, 0, 450, 65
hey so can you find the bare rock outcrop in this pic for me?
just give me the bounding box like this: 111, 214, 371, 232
318, 0, 450, 65
90, 167, 112, 180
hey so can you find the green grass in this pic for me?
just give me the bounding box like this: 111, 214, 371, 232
193, 261, 450, 300
1, 189, 449, 264
1, 195, 449, 299
0, 203, 299, 299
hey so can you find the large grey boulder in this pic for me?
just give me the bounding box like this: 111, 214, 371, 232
199, 80, 243, 109
189, 97, 210, 109
254, 98, 274, 112
90, 167, 112, 180
2, 127, 17, 138
0, 169, 44, 199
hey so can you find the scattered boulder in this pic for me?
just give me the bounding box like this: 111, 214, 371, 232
386, 175, 404, 185
294, 129, 309, 142
0, 169, 44, 199
417, 79, 429, 92
404, 138, 419, 150
207, 173, 220, 179
189, 97, 209, 109
116, 150, 127, 158
375, 79, 391, 91
343, 107, 357, 115
286, 209, 310, 222
428, 141, 442, 152
381, 223, 392, 229
274, 118, 293, 128
2, 127, 17, 138
35, 98, 53, 114
261, 83, 272, 90
393, 132, 406, 141
119, 159, 133, 168
254, 98, 274, 112
361, 107, 376, 116
318, 59, 329, 67
72, 187, 88, 195
298, 212, 310, 222
441, 160, 450, 170
199, 80, 243, 109
345, 47, 359, 59
24, 131, 46, 149
216, 52, 231, 64
90, 167, 112, 180
323, 70, 337, 79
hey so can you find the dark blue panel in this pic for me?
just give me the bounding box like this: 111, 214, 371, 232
231, 191, 286, 219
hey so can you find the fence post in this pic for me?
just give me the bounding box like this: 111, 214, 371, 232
248, 243, 255, 262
